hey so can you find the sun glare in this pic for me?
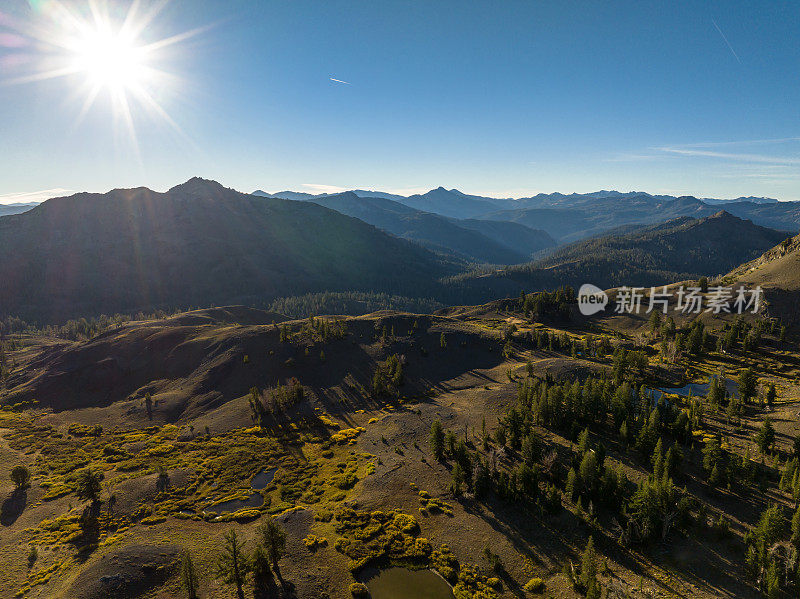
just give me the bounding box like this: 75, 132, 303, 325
71, 28, 147, 91
0, 0, 203, 149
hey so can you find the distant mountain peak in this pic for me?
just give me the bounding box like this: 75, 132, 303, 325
710, 210, 734, 219
324, 190, 360, 201
734, 196, 778, 203
168, 177, 230, 197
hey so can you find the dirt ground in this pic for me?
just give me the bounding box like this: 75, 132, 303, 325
0, 304, 797, 598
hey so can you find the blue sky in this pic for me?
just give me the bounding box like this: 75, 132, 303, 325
1, 0, 798, 203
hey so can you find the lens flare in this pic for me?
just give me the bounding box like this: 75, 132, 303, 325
0, 0, 204, 151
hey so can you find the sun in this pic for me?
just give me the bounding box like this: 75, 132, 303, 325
70, 27, 148, 92
0, 0, 204, 147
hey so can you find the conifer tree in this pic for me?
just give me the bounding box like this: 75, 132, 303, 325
181, 552, 199, 599
215, 530, 250, 599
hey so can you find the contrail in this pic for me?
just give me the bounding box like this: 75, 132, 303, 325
712, 18, 741, 64
329, 77, 350, 85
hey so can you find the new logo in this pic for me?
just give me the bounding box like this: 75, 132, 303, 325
578, 284, 608, 316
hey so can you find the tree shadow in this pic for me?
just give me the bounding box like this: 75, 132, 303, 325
254, 576, 296, 599
0, 488, 27, 526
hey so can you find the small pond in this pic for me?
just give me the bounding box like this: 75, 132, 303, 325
203, 466, 276, 514
362, 567, 454, 599
656, 376, 739, 400
251, 467, 277, 490
206, 492, 263, 514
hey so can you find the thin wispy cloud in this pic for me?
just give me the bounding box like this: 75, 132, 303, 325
380, 187, 430, 196
679, 137, 800, 148
301, 183, 348, 194
712, 18, 741, 64
0, 188, 73, 205
655, 146, 800, 166
329, 77, 350, 85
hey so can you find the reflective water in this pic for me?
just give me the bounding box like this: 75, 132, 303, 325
655, 377, 739, 400
251, 467, 278, 490
205, 467, 275, 513
363, 568, 454, 599
206, 492, 263, 514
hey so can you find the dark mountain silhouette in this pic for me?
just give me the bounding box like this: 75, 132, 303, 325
448, 211, 789, 300
0, 178, 454, 323
307, 191, 555, 264
396, 187, 506, 218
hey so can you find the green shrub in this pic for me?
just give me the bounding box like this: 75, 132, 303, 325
524, 577, 546, 593
350, 582, 370, 598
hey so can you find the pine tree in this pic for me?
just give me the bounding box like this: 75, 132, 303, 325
791, 505, 800, 548
619, 420, 629, 447
75, 469, 103, 504
578, 451, 598, 498
756, 418, 775, 454
215, 530, 250, 599
251, 544, 274, 595
10, 465, 30, 489
445, 430, 457, 457
180, 552, 199, 599
665, 443, 681, 479
738, 368, 757, 404
649, 310, 661, 335
257, 517, 287, 581
651, 438, 664, 477
566, 467, 578, 499
451, 462, 464, 496
766, 383, 777, 408
248, 387, 267, 427
577, 428, 591, 455
765, 561, 780, 599
580, 536, 598, 591
653, 448, 665, 480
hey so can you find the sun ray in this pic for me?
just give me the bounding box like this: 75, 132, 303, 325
74, 81, 102, 126
0, 0, 198, 150
112, 86, 141, 162
121, 0, 170, 40
3, 65, 80, 85
140, 24, 212, 53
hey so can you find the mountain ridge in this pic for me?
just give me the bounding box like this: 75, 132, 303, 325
0, 179, 455, 323
448, 210, 789, 301
253, 187, 796, 242
305, 191, 555, 264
